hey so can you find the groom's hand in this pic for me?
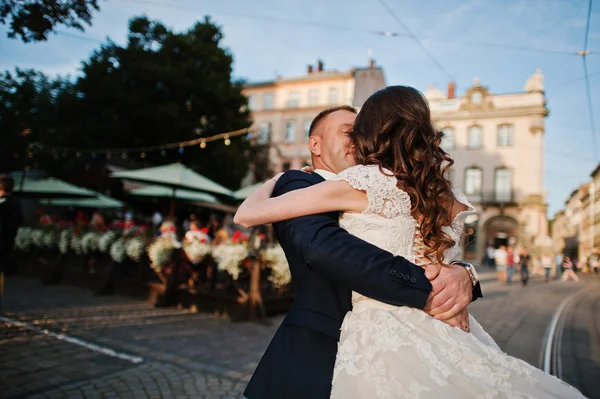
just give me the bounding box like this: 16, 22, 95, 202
423, 264, 472, 320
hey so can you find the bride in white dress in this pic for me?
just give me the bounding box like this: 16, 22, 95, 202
235, 86, 585, 398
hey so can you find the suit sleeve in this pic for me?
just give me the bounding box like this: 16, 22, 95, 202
272, 171, 433, 309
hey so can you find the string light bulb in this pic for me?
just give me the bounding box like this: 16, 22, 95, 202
141, 152, 146, 159
224, 135, 231, 146
200, 141, 206, 149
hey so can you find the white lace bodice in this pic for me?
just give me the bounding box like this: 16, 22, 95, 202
330, 164, 476, 305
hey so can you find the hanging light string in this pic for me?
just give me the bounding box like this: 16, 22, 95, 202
30, 127, 254, 156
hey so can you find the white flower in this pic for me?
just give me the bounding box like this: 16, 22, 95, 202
147, 237, 175, 272
31, 229, 45, 249
59, 230, 70, 255
109, 239, 127, 263
264, 245, 291, 288
183, 240, 212, 264
43, 231, 58, 249
81, 232, 99, 254
14, 227, 33, 251
98, 231, 117, 253
71, 235, 82, 255
213, 243, 249, 280
125, 237, 145, 262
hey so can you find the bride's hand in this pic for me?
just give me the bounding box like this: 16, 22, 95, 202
441, 308, 470, 333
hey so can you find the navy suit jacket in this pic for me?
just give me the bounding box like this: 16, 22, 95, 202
244, 170, 482, 399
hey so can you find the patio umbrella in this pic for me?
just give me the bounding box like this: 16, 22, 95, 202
129, 185, 219, 203
111, 163, 234, 218
16, 177, 97, 199
129, 185, 239, 213
233, 181, 266, 201
39, 193, 124, 208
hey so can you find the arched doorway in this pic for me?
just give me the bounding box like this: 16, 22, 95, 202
483, 215, 519, 249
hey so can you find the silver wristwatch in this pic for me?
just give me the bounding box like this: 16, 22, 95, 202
450, 261, 479, 286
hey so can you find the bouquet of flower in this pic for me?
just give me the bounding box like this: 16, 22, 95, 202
212, 242, 249, 280
80, 232, 99, 254
109, 239, 127, 263
264, 245, 292, 288
147, 237, 175, 272
42, 231, 58, 249
14, 227, 33, 251
31, 229, 45, 249
98, 231, 117, 253
58, 230, 70, 255
183, 240, 212, 264
125, 237, 145, 262
71, 232, 83, 255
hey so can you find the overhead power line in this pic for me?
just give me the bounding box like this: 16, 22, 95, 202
116, 0, 586, 56
581, 0, 597, 162
377, 0, 453, 80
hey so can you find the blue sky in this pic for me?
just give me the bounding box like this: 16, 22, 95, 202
1, 0, 599, 217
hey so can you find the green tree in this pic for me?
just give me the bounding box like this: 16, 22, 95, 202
0, 68, 74, 172
0, 0, 102, 42
0, 16, 252, 190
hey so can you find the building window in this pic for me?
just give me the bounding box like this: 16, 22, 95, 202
258, 122, 271, 144
282, 162, 291, 172
263, 93, 274, 109
248, 95, 258, 111
327, 87, 339, 105
308, 89, 319, 106
303, 120, 311, 142
287, 91, 300, 108
497, 124, 514, 147
468, 125, 483, 149
495, 168, 512, 202
441, 127, 455, 151
465, 168, 482, 195
284, 120, 297, 143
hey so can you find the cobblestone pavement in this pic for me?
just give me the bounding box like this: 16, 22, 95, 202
1, 269, 599, 398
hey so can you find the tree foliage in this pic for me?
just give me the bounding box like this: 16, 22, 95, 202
0, 16, 252, 190
0, 0, 101, 42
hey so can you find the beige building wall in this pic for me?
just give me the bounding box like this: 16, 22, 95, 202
425, 71, 549, 261
243, 61, 385, 173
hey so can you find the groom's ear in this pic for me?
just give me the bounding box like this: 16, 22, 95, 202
308, 135, 322, 156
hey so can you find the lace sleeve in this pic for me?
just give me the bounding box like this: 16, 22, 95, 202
331, 165, 411, 218
450, 190, 477, 229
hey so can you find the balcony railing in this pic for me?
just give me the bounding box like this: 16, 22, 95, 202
465, 190, 517, 205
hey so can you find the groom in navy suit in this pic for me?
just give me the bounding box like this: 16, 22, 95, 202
244, 106, 482, 399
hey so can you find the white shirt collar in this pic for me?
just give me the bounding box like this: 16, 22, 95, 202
314, 169, 337, 181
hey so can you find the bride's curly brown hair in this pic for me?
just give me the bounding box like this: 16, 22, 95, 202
350, 86, 456, 263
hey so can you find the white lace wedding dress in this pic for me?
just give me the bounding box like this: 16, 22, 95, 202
328, 165, 585, 399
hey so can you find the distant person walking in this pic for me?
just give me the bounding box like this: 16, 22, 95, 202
0, 175, 23, 274
561, 257, 579, 282
494, 245, 508, 282
542, 255, 553, 282
506, 246, 516, 284
519, 249, 531, 286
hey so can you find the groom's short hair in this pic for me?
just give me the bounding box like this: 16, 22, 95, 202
309, 105, 356, 137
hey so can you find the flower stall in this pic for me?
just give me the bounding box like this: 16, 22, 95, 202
15, 217, 296, 321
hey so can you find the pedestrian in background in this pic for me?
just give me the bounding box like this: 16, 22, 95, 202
591, 253, 599, 274
0, 175, 22, 275
506, 246, 515, 284
519, 248, 530, 286
561, 257, 579, 282
486, 244, 496, 267
555, 252, 564, 278
542, 254, 553, 282
494, 245, 508, 283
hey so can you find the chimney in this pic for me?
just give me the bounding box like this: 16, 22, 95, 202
447, 82, 456, 99
369, 59, 375, 69
307, 65, 313, 74
317, 59, 324, 72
